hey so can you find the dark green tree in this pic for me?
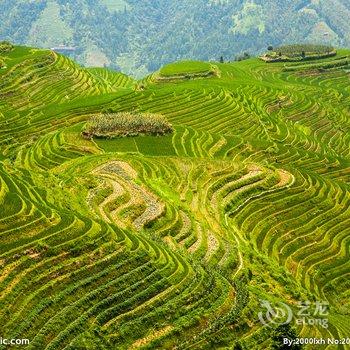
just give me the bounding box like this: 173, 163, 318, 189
233, 341, 243, 350
271, 324, 303, 349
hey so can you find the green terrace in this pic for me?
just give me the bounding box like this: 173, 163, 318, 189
261, 44, 337, 62
154, 60, 219, 82
0, 43, 349, 349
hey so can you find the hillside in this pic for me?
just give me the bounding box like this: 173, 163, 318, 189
1, 0, 350, 76
0, 45, 350, 349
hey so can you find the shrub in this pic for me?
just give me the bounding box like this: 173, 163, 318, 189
82, 112, 173, 139
235, 52, 251, 61
0, 41, 14, 53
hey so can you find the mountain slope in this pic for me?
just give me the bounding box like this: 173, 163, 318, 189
1, 0, 350, 76
0, 45, 349, 349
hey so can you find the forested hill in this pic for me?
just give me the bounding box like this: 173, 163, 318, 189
1, 0, 350, 76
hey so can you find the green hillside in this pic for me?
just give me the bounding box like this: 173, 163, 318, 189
0, 44, 349, 349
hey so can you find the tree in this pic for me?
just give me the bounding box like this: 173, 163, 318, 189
271, 324, 303, 349
220, 56, 224, 63
233, 341, 243, 350
235, 52, 251, 61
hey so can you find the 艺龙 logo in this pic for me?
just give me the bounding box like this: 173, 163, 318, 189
258, 299, 293, 327
258, 299, 329, 328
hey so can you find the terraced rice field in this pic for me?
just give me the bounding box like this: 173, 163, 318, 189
0, 45, 349, 349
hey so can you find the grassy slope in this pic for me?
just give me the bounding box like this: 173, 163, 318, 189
159, 61, 214, 76
0, 46, 349, 349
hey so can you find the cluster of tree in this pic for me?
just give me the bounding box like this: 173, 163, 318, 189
219, 52, 250, 63
82, 112, 173, 139
234, 52, 251, 61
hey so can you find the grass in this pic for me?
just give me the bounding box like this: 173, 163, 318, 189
96, 131, 176, 156
95, 137, 138, 153
0, 44, 349, 349
159, 60, 216, 77
134, 134, 177, 156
